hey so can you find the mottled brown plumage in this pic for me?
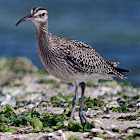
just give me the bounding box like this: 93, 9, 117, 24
16, 7, 129, 123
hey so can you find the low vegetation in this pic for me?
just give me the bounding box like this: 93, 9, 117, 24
0, 57, 139, 139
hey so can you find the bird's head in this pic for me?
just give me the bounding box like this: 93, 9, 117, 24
16, 7, 48, 26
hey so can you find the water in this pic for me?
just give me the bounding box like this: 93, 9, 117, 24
0, 0, 140, 85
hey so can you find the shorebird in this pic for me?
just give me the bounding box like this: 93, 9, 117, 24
16, 7, 129, 123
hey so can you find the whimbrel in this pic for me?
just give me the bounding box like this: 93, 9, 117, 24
16, 7, 129, 123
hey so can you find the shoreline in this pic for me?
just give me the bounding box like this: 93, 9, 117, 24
0, 57, 139, 139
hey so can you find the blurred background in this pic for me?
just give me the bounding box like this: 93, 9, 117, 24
0, 0, 140, 85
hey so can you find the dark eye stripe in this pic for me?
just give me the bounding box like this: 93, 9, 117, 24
32, 7, 46, 14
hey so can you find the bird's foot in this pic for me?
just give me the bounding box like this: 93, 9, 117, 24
79, 111, 87, 123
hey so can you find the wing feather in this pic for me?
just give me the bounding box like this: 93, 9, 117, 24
53, 37, 129, 79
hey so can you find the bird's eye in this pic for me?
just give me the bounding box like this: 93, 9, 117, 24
41, 13, 45, 17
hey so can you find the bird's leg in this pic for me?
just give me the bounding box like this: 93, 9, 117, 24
79, 82, 87, 123
70, 84, 79, 121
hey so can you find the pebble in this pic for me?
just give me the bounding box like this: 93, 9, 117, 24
106, 101, 119, 108
63, 121, 69, 126
47, 134, 58, 139
64, 132, 70, 139
83, 132, 90, 137
127, 129, 134, 134
136, 117, 140, 121
102, 114, 111, 119
24, 104, 35, 109
110, 125, 116, 128
75, 116, 80, 120
57, 130, 63, 135
1, 94, 12, 106
56, 130, 65, 139
104, 130, 116, 137
90, 128, 103, 134
92, 120, 103, 124
136, 124, 140, 128
92, 137, 104, 140
46, 133, 54, 137
136, 102, 140, 107
90, 128, 98, 133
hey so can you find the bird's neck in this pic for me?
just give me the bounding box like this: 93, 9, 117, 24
35, 22, 52, 49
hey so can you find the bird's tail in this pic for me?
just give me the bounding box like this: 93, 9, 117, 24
113, 67, 130, 79
107, 61, 130, 79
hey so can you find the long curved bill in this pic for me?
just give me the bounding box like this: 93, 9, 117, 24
16, 14, 36, 26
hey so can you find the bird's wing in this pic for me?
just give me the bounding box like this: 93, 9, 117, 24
52, 37, 128, 79
62, 39, 113, 74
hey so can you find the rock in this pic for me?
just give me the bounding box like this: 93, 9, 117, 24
90, 128, 103, 134
106, 101, 119, 109
0, 72, 17, 86
63, 121, 69, 126
75, 116, 80, 120
90, 128, 98, 133
118, 101, 125, 106
83, 132, 90, 138
46, 133, 54, 137
10, 57, 38, 73
110, 125, 116, 128
127, 129, 134, 134
92, 120, 103, 128
136, 102, 140, 107
92, 120, 103, 124
46, 132, 57, 138
102, 114, 111, 119
136, 124, 140, 128
136, 117, 140, 121
1, 94, 11, 106
56, 130, 65, 138
24, 104, 35, 109
1, 94, 17, 107
57, 130, 63, 135
92, 137, 104, 140
46, 107, 64, 114
104, 130, 116, 137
